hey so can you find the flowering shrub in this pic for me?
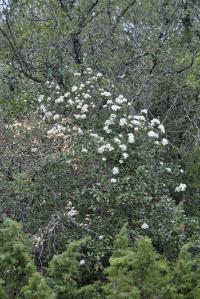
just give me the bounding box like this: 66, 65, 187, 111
2, 68, 190, 271
36, 68, 185, 189
25, 68, 189, 259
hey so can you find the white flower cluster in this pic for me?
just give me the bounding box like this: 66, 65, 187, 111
175, 183, 187, 192
97, 143, 114, 153
94, 108, 172, 183
141, 223, 149, 229
36, 68, 186, 188
47, 124, 66, 137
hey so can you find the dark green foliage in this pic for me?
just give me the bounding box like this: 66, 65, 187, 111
0, 219, 55, 299
0, 219, 36, 298
104, 226, 200, 299
0, 219, 99, 299
0, 280, 6, 299
22, 273, 56, 299
104, 226, 172, 298
172, 242, 200, 298
184, 146, 200, 216
2, 219, 200, 298
48, 239, 99, 298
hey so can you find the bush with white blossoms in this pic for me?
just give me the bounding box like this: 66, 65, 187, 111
2, 67, 200, 289
33, 68, 189, 258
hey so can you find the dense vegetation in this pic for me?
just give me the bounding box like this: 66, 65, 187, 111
0, 0, 200, 298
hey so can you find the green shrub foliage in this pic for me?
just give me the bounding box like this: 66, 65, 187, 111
1, 219, 200, 298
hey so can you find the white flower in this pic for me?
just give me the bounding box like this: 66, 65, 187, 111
128, 133, 135, 143
106, 129, 112, 134
119, 144, 127, 151
148, 131, 159, 138
111, 178, 117, 183
97, 72, 103, 78
119, 159, 123, 164
68, 99, 74, 105
180, 169, 184, 173
154, 141, 159, 145
38, 95, 44, 103
71, 85, 78, 92
74, 72, 81, 76
47, 128, 55, 136
31, 147, 37, 153
110, 114, 117, 119
77, 127, 83, 134
80, 114, 86, 119
134, 115, 145, 121
81, 104, 89, 113
151, 118, 160, 126
103, 126, 112, 134
111, 105, 121, 111
141, 223, 149, 229
114, 137, 121, 144
158, 124, 165, 133
107, 99, 113, 105
44, 111, 52, 118
115, 97, 123, 104
105, 143, 114, 151
64, 92, 70, 98
80, 259, 85, 266
115, 95, 127, 104
74, 114, 84, 119
166, 168, 171, 172
101, 91, 111, 97
91, 133, 100, 139
122, 153, 129, 159
84, 93, 91, 99
112, 167, 119, 175
81, 148, 88, 153
80, 83, 85, 88
86, 67, 92, 73
53, 114, 60, 121
119, 118, 127, 127
40, 104, 46, 112
67, 208, 78, 217
175, 183, 187, 192
141, 109, 148, 115
162, 138, 168, 146
102, 157, 107, 161
131, 120, 141, 126
55, 96, 64, 103
105, 119, 113, 126
98, 144, 112, 153
98, 235, 103, 240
